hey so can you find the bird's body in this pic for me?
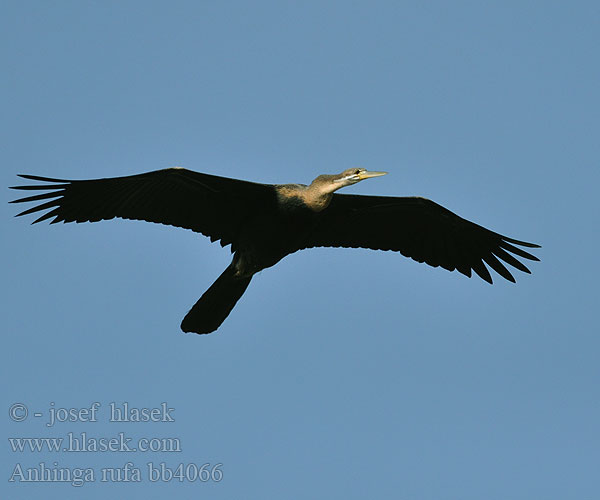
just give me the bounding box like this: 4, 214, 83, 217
10, 167, 540, 334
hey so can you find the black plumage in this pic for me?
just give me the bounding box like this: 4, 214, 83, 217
10, 167, 540, 334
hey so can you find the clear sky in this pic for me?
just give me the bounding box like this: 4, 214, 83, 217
2, 1, 599, 498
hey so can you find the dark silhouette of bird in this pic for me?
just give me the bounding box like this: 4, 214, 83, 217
10, 168, 540, 334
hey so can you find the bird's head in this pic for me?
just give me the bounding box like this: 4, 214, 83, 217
333, 168, 388, 186
308, 168, 387, 197
311, 167, 387, 194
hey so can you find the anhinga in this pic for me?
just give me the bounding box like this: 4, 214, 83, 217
10, 168, 540, 334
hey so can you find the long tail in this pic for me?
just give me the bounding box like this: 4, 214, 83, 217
181, 264, 252, 334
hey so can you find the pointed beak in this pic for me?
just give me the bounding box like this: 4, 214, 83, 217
357, 170, 388, 180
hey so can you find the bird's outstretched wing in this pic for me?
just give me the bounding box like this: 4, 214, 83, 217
10, 168, 276, 248
301, 194, 540, 284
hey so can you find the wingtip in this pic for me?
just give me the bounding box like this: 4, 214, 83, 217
502, 236, 542, 249
16, 173, 71, 183
17, 173, 38, 181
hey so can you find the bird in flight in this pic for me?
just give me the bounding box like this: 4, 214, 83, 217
11, 168, 540, 334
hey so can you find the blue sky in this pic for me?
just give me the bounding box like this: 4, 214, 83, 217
2, 1, 598, 498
